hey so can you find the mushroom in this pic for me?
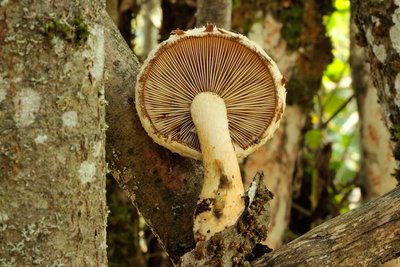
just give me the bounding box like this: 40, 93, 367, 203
135, 25, 286, 241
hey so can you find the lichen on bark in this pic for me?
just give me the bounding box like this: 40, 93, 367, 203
0, 1, 107, 265
353, 0, 400, 181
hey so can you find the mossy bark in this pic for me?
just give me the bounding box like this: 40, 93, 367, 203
0, 1, 107, 266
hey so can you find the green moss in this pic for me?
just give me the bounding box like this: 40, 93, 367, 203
44, 14, 89, 45
72, 15, 90, 45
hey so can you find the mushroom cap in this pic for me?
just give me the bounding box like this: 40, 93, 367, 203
136, 26, 286, 160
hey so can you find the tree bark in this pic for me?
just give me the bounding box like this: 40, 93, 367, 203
0, 1, 107, 266
352, 0, 400, 182
252, 187, 400, 267
350, 10, 397, 201
196, 0, 231, 29
243, 1, 333, 249
351, 13, 399, 267
104, 13, 203, 263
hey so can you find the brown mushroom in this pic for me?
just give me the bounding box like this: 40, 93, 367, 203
135, 25, 286, 241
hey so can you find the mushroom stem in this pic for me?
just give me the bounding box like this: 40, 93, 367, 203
191, 92, 245, 241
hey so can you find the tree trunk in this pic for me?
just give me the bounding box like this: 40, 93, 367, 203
350, 12, 399, 267
350, 11, 397, 201
0, 1, 107, 266
243, 1, 333, 249
252, 187, 400, 266
196, 0, 231, 29
352, 0, 400, 182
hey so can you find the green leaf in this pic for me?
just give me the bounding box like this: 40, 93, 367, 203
335, 0, 350, 11
325, 58, 346, 82
305, 129, 323, 149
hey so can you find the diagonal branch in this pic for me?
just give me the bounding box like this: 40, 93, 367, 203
252, 186, 400, 266
103, 13, 202, 263
320, 94, 355, 129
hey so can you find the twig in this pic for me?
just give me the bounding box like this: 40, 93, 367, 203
320, 94, 355, 129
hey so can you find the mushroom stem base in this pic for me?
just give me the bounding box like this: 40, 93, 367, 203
191, 92, 245, 241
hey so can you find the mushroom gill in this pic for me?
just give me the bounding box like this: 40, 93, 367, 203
140, 35, 277, 152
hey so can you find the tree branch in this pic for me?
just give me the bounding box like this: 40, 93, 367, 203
252, 186, 400, 266
103, 13, 202, 263
320, 94, 354, 129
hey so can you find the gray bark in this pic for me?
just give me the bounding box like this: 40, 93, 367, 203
352, 0, 400, 182
196, 0, 231, 29
252, 187, 400, 266
0, 1, 107, 266
104, 14, 203, 263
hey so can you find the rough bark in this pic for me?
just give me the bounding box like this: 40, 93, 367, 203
350, 14, 397, 200
104, 14, 203, 263
252, 187, 400, 266
351, 15, 399, 267
0, 1, 107, 266
243, 1, 333, 249
196, 0, 231, 29
352, 0, 400, 182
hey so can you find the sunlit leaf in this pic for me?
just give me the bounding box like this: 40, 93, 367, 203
325, 57, 346, 82
305, 129, 323, 149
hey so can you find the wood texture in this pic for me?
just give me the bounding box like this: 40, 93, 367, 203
252, 187, 400, 266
